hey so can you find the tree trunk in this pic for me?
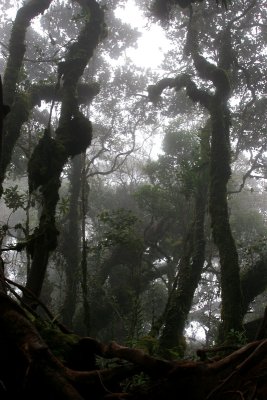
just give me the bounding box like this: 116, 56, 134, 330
24, 0, 104, 305
81, 153, 91, 335
209, 101, 243, 339
62, 155, 82, 328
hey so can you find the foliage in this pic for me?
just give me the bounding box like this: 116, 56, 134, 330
130, 335, 159, 356
3, 185, 26, 211
226, 329, 247, 346
97, 208, 143, 251
34, 318, 80, 364
135, 184, 172, 217
124, 372, 151, 393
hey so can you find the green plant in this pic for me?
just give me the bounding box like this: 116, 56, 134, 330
3, 185, 26, 211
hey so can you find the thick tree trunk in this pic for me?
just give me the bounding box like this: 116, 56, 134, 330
209, 102, 243, 339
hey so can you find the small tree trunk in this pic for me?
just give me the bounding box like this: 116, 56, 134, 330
81, 153, 91, 335
61, 155, 82, 328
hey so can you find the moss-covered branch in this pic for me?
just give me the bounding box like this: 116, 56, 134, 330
187, 19, 231, 101
148, 74, 212, 109
0, 81, 99, 195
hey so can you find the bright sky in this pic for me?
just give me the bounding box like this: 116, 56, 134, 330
115, 0, 170, 69
113, 0, 169, 158
5, 0, 170, 70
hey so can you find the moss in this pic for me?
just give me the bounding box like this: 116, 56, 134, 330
34, 319, 80, 364
212, 68, 231, 97
27, 112, 91, 253
77, 82, 100, 104
8, 92, 30, 123
134, 336, 159, 356
58, 112, 92, 157
147, 84, 162, 102
28, 132, 67, 193
194, 54, 217, 80
193, 55, 231, 97
27, 221, 59, 257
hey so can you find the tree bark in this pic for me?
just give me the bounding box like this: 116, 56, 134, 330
209, 101, 243, 337
61, 155, 82, 328
81, 152, 91, 335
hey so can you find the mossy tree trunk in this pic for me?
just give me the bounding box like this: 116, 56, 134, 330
209, 100, 243, 337
24, 0, 105, 304
148, 21, 243, 343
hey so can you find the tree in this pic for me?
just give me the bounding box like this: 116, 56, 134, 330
148, 21, 243, 343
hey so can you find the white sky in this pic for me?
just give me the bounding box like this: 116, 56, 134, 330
115, 0, 170, 69
114, 0, 171, 158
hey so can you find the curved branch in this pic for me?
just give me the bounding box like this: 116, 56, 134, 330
148, 74, 212, 109
187, 20, 231, 101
